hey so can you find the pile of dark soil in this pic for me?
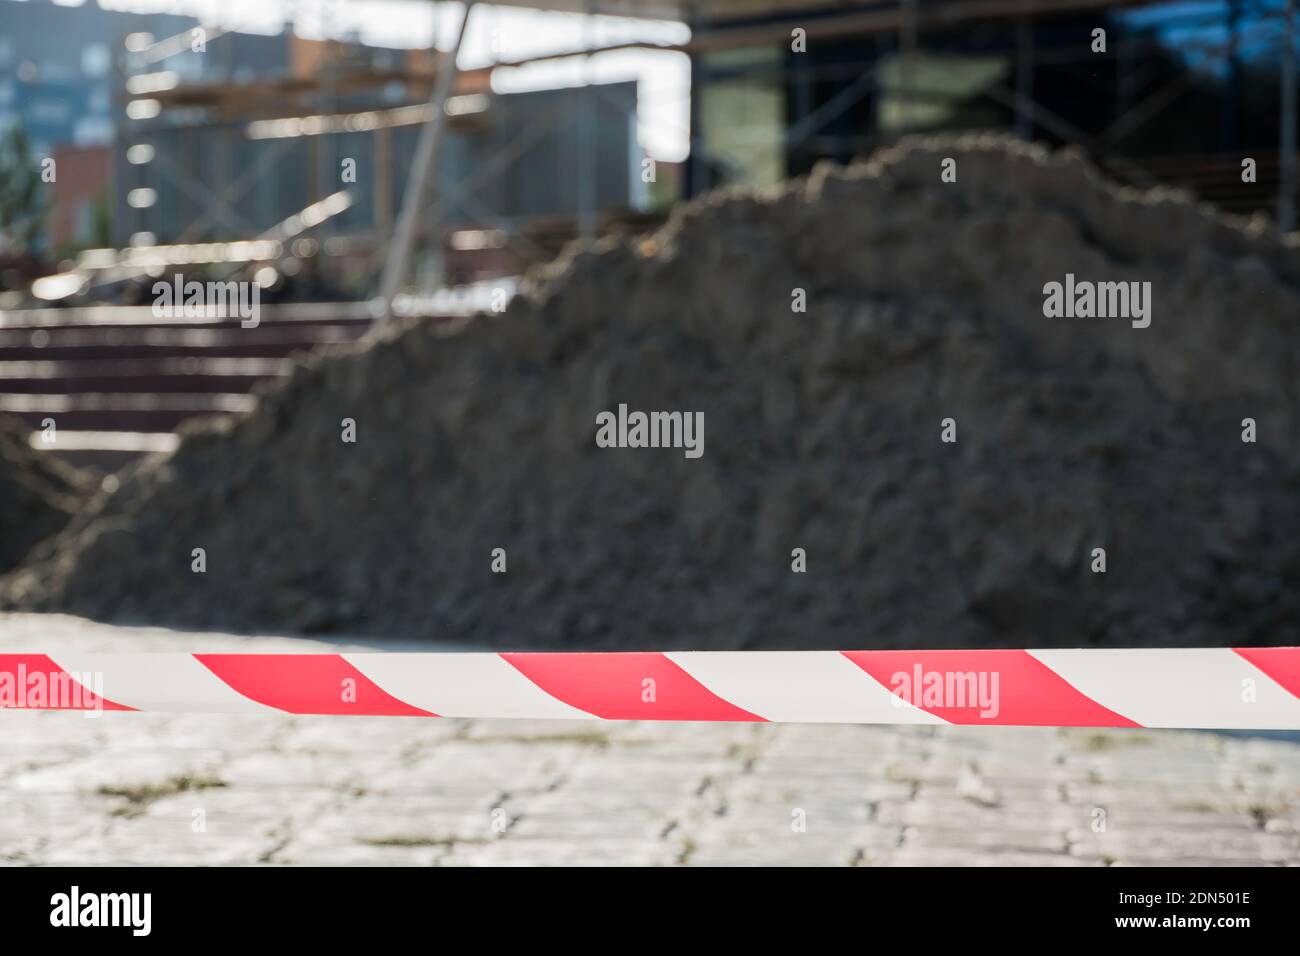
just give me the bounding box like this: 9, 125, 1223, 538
0, 415, 88, 574
6, 134, 1299, 649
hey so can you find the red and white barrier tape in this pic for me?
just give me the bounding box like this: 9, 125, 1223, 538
2, 648, 1299, 728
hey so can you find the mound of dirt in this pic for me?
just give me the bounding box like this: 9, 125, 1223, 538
6, 134, 1300, 649
0, 415, 89, 574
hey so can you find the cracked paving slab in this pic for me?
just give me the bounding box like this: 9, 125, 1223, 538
1, 613, 1298, 866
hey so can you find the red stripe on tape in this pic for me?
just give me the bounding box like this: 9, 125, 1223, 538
0, 654, 133, 711
502, 652, 765, 722
195, 654, 435, 716
841, 649, 1140, 727
1234, 647, 1300, 699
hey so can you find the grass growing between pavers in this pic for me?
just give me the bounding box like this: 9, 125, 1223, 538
1074, 732, 1154, 753
96, 774, 228, 818
457, 729, 618, 748
356, 835, 493, 849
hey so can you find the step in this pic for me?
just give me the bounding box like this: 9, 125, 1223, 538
0, 357, 290, 394
26, 430, 181, 454
0, 393, 255, 432
0, 325, 363, 360
0, 303, 385, 330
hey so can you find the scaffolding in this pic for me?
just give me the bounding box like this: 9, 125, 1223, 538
8, 0, 1298, 461
89, 0, 1299, 317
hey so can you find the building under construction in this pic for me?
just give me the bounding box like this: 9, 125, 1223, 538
0, 0, 1296, 462
683, 0, 1296, 225
6, 0, 1296, 296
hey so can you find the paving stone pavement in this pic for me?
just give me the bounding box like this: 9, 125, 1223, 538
2, 614, 1299, 866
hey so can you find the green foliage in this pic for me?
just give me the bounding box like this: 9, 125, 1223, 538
0, 125, 48, 254
90, 190, 112, 248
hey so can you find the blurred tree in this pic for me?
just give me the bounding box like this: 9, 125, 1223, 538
0, 126, 48, 255
90, 191, 113, 249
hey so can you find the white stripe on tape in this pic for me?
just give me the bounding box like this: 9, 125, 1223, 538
344, 652, 598, 720
666, 651, 945, 725
48, 652, 278, 714
1027, 648, 1300, 729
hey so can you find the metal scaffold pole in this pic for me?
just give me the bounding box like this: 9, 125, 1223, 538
900, 0, 918, 131
1281, 0, 1297, 234
378, 0, 476, 322
1015, 5, 1034, 140
578, 1, 596, 240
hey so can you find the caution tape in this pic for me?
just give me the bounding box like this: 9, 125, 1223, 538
1, 648, 1298, 728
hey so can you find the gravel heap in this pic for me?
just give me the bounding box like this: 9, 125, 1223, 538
6, 133, 1299, 649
